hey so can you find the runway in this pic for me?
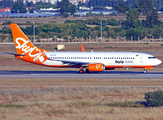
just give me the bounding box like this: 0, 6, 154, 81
0, 71, 163, 78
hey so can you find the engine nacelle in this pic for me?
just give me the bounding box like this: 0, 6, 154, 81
88, 63, 105, 72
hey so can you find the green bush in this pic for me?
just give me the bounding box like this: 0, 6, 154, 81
2, 20, 12, 25
144, 90, 163, 107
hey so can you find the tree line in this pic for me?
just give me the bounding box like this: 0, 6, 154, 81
0, 15, 163, 41
0, 0, 163, 41
87, 0, 163, 10
0, 0, 163, 14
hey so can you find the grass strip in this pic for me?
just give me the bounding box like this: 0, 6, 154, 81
0, 104, 25, 108
106, 102, 144, 108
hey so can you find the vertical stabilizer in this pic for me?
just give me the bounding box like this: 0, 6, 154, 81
10, 23, 48, 64
10, 23, 36, 54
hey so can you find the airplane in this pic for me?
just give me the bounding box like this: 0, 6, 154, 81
3, 23, 162, 74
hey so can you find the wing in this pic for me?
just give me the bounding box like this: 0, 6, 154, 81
51, 59, 90, 66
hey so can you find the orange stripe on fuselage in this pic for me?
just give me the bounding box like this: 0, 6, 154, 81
105, 65, 155, 69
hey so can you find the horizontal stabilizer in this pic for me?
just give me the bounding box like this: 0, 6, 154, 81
1, 52, 26, 56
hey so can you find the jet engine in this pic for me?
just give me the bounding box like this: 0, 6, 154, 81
88, 63, 105, 71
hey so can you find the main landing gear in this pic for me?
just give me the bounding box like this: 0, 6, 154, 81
79, 69, 84, 74
79, 68, 90, 73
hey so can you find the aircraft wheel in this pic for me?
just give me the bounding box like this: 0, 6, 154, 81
85, 69, 90, 73
79, 69, 84, 74
144, 70, 147, 74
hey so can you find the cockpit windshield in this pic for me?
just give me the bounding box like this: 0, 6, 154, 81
148, 57, 155, 59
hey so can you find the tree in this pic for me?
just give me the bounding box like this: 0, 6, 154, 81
52, 26, 62, 33
63, 12, 69, 18
126, 9, 139, 21
21, 25, 40, 35
107, 19, 119, 26
39, 32, 48, 38
125, 28, 140, 40
90, 31, 98, 39
11, 1, 27, 13
57, 0, 76, 18
114, 2, 130, 14
69, 4, 76, 16
140, 28, 149, 39
76, 30, 89, 38
135, 0, 153, 15
146, 8, 159, 28
122, 20, 141, 30
145, 90, 163, 107
88, 0, 132, 8
153, 28, 163, 39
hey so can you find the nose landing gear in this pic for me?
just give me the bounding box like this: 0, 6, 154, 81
144, 70, 147, 74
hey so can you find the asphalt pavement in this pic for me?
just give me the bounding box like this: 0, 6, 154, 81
0, 70, 163, 78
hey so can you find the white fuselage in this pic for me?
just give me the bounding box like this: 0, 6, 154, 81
43, 52, 162, 69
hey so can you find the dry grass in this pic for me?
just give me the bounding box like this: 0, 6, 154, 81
86, 24, 98, 28
0, 78, 163, 119
0, 86, 162, 119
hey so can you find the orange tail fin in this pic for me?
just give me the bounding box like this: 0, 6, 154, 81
10, 23, 49, 64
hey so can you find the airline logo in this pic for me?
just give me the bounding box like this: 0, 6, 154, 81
115, 60, 134, 64
96, 64, 102, 69
16, 37, 46, 63
115, 60, 124, 64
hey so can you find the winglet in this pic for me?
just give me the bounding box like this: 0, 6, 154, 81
80, 44, 86, 52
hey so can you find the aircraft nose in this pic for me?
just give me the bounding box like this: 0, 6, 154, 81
156, 59, 162, 65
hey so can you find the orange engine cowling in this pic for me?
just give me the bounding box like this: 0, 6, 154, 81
88, 63, 105, 72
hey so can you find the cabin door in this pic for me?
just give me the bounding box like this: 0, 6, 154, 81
140, 55, 144, 63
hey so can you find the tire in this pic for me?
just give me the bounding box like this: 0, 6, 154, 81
144, 70, 147, 74
79, 69, 84, 74
85, 69, 90, 73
